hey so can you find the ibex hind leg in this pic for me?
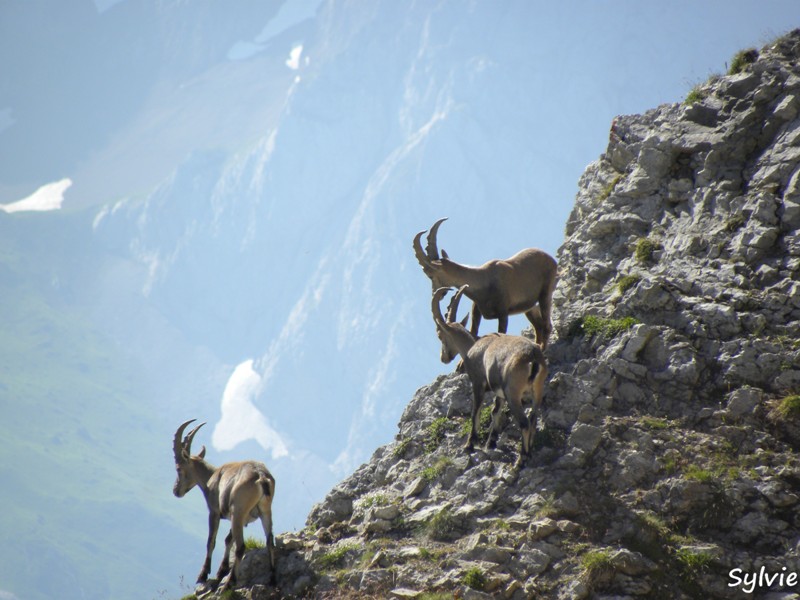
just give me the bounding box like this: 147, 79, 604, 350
215, 530, 233, 582
464, 387, 484, 453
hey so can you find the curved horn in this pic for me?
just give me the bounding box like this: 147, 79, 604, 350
446, 284, 464, 323
184, 422, 206, 456
425, 217, 448, 260
447, 285, 468, 324
413, 230, 431, 268
174, 419, 196, 462
431, 287, 450, 328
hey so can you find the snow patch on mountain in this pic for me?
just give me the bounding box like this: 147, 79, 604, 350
0, 178, 71, 213
213, 359, 289, 459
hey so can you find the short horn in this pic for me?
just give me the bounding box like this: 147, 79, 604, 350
425, 217, 448, 260
431, 287, 450, 328
174, 419, 195, 462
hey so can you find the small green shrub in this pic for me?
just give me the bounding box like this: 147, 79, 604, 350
459, 404, 494, 440
662, 454, 680, 475
581, 548, 614, 580
534, 493, 559, 519
725, 214, 745, 232
685, 85, 708, 105
421, 455, 453, 481
675, 547, 714, 573
641, 416, 670, 430
579, 315, 640, 338
728, 48, 758, 74
244, 536, 264, 550
616, 274, 641, 294
425, 507, 460, 541
318, 543, 360, 569
393, 437, 411, 458
775, 394, 800, 419
425, 417, 456, 452
462, 566, 486, 590
418, 547, 434, 561
361, 493, 389, 509
634, 237, 660, 263
598, 173, 623, 201
685, 464, 714, 483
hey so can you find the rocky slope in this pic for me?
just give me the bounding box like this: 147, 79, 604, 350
201, 30, 800, 599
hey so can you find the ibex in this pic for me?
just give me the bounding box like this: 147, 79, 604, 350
173, 419, 276, 590
414, 218, 558, 349
432, 286, 548, 466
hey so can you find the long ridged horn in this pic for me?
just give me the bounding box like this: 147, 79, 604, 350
447, 285, 468, 324
425, 217, 448, 260
174, 419, 196, 462
184, 422, 206, 457
431, 287, 451, 328
446, 284, 465, 323
413, 230, 431, 268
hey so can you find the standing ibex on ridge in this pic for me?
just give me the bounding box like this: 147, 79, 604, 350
432, 286, 548, 466
173, 419, 276, 590
414, 218, 558, 349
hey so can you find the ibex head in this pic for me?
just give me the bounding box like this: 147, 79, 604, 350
413, 217, 450, 290
173, 419, 207, 498
431, 285, 469, 364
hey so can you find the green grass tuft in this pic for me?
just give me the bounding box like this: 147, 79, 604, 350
318, 543, 360, 569
244, 536, 265, 551
581, 548, 614, 579
685, 85, 708, 105
641, 416, 670, 431
616, 274, 641, 294
725, 214, 746, 232
634, 237, 660, 263
420, 456, 454, 482
598, 173, 623, 201
685, 464, 714, 483
424, 507, 460, 541
775, 394, 800, 419
578, 315, 640, 338
462, 566, 486, 590
728, 48, 758, 74
425, 417, 457, 452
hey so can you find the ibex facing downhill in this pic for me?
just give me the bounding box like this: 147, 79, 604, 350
432, 286, 548, 466
173, 419, 276, 591
414, 218, 558, 349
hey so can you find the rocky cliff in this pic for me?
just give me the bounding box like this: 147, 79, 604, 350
200, 30, 800, 600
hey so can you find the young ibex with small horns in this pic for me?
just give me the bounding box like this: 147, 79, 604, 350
173, 419, 276, 590
414, 218, 558, 349
432, 286, 548, 466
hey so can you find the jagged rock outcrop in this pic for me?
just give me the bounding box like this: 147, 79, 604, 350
198, 30, 800, 600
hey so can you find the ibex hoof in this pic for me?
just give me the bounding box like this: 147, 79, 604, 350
218, 575, 234, 592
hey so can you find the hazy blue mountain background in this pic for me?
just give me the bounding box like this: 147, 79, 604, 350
0, 1, 796, 599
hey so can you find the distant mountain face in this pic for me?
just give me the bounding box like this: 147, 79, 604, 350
92, 0, 568, 507
1, 2, 576, 599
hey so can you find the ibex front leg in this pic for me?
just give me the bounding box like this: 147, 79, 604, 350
199, 511, 221, 583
